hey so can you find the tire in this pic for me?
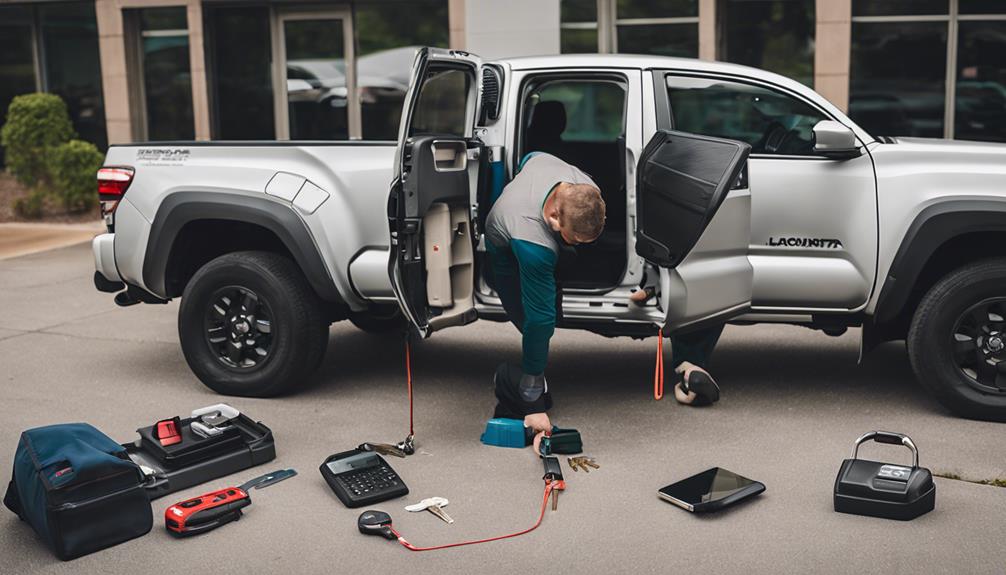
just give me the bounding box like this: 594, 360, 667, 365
907, 257, 1006, 422
178, 251, 328, 397
348, 305, 407, 334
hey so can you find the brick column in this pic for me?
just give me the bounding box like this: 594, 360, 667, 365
186, 0, 210, 140
94, 0, 132, 144
698, 0, 717, 60
815, 0, 851, 111
449, 0, 465, 50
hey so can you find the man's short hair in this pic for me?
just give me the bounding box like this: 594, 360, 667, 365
559, 183, 606, 240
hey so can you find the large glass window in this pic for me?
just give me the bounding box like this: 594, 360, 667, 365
283, 18, 348, 140
850, 21, 947, 138
0, 6, 36, 167
39, 3, 106, 150
0, 2, 105, 161
955, 21, 1006, 142
355, 0, 449, 140
852, 0, 948, 16
132, 7, 194, 140
665, 75, 828, 156
719, 0, 815, 88
204, 1, 446, 141
616, 0, 699, 57
850, 0, 1006, 141
207, 6, 274, 140
960, 1, 1006, 14
560, 0, 599, 54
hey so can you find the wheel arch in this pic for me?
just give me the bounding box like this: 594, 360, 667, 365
873, 200, 1006, 330
143, 192, 344, 304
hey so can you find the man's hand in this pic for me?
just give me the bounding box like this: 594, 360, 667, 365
524, 412, 552, 453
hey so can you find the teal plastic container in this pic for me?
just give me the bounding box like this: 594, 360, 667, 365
480, 418, 530, 448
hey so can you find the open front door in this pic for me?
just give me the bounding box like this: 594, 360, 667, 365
388, 48, 482, 337
636, 130, 754, 332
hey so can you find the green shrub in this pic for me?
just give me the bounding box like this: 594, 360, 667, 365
13, 190, 45, 219
0, 93, 75, 187
49, 139, 103, 212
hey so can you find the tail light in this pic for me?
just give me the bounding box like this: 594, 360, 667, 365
97, 167, 134, 229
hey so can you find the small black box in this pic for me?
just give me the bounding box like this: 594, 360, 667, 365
834, 431, 935, 521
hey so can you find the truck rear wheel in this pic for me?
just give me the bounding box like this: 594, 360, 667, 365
178, 251, 328, 397
907, 258, 1006, 422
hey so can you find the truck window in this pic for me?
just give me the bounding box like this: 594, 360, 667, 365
409, 68, 470, 137
517, 75, 628, 290
665, 75, 828, 156
523, 80, 625, 147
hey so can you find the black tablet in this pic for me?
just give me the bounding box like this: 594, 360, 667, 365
658, 467, 765, 513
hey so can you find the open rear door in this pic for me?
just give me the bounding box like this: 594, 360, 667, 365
388, 48, 482, 337
636, 130, 753, 332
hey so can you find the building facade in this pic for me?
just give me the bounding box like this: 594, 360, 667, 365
1, 0, 1003, 158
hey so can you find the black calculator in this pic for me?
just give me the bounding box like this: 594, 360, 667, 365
319, 449, 409, 508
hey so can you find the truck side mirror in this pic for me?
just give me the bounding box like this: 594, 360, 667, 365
813, 120, 862, 159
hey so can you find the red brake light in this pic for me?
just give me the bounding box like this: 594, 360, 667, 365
97, 167, 134, 197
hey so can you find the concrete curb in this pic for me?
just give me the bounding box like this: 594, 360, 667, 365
0, 221, 104, 261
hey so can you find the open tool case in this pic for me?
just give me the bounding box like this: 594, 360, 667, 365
123, 410, 275, 500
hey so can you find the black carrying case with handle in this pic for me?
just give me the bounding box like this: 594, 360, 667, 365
4, 423, 153, 560
834, 431, 935, 521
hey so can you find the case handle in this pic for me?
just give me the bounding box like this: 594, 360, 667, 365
852, 431, 919, 468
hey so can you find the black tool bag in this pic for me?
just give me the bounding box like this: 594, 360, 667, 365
4, 423, 153, 560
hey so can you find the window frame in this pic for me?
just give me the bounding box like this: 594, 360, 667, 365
560, 0, 699, 55
512, 71, 630, 174
272, 6, 358, 141
654, 70, 844, 160
125, 6, 193, 142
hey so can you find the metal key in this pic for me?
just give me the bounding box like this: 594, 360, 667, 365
428, 504, 454, 524
405, 497, 453, 524
567, 457, 580, 472
550, 480, 565, 511
359, 442, 407, 458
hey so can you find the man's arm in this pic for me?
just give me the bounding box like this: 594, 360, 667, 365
511, 239, 558, 375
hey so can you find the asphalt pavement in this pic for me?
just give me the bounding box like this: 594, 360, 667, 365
1, 243, 1004, 574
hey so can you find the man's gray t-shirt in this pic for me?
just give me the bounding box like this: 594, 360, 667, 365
485, 153, 599, 254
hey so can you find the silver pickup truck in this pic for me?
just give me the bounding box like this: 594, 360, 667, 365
92, 48, 1006, 421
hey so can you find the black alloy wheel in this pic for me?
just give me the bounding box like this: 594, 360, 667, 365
907, 257, 1006, 422
205, 286, 274, 369
950, 297, 1006, 393
179, 251, 328, 397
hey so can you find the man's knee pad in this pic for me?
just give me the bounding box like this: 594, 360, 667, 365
493, 362, 552, 416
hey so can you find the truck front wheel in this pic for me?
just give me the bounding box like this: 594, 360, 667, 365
178, 251, 329, 397
907, 258, 1006, 422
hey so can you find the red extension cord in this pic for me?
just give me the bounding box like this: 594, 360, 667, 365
393, 338, 563, 551
654, 328, 665, 400
389, 481, 559, 551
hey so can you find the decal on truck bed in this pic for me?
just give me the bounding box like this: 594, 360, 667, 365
136, 148, 190, 166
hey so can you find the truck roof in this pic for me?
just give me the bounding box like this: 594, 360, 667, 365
502, 53, 773, 78
501, 53, 813, 98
